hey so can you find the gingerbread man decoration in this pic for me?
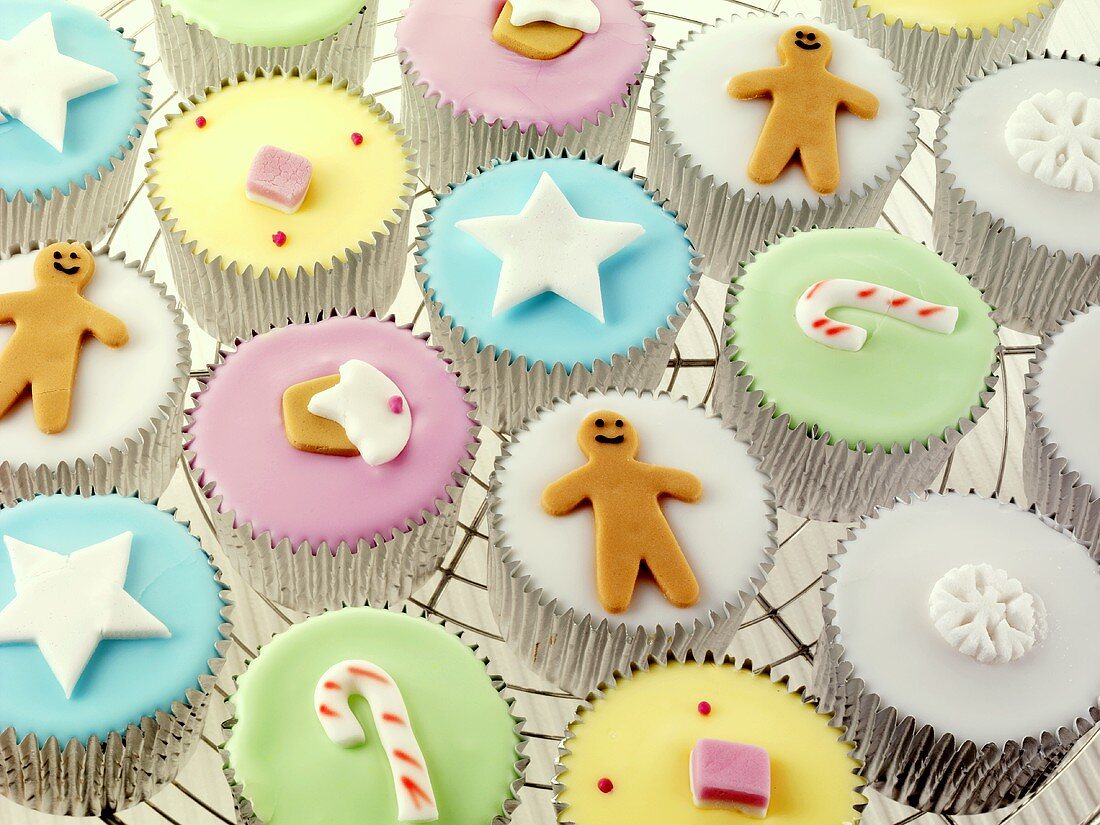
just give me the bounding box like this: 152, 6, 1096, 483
0, 243, 128, 434
727, 26, 879, 195
542, 411, 702, 614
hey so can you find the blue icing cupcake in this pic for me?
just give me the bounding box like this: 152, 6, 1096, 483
417, 155, 698, 431
0, 0, 150, 246
0, 494, 228, 814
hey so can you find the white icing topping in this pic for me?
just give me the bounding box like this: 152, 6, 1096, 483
0, 13, 118, 152
1004, 90, 1100, 193
795, 278, 958, 351
508, 0, 601, 33
0, 533, 170, 698
928, 563, 1048, 665
456, 172, 643, 322
308, 359, 412, 466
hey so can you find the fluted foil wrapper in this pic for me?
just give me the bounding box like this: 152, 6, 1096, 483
0, 37, 150, 250
0, 500, 232, 816
647, 16, 918, 285
398, 1, 652, 193
554, 651, 868, 823
223, 605, 529, 825
714, 247, 998, 522
152, 0, 378, 99
487, 392, 776, 697
821, 0, 1062, 110
812, 491, 1100, 814
184, 316, 479, 614
147, 70, 416, 343
933, 52, 1100, 336
415, 153, 701, 433
0, 245, 190, 505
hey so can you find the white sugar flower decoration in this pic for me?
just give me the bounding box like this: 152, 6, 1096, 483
1004, 89, 1100, 193
928, 563, 1048, 665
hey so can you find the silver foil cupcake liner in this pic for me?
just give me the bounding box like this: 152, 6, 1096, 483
415, 152, 702, 433
554, 650, 868, 823
398, 1, 652, 193
146, 69, 417, 344
0, 496, 232, 816
487, 390, 776, 698
0, 35, 150, 250
933, 52, 1100, 336
184, 314, 480, 614
713, 240, 998, 523
153, 0, 378, 99
0, 243, 190, 506
812, 490, 1100, 814
222, 605, 529, 825
821, 0, 1063, 110
647, 15, 918, 285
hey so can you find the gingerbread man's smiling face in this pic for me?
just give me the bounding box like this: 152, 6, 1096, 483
779, 26, 832, 66
576, 410, 640, 460
35, 242, 95, 290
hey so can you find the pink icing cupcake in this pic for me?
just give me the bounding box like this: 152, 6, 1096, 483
185, 313, 478, 613
396, 0, 652, 192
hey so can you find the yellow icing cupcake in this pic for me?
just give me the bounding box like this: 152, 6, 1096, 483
859, 0, 1055, 35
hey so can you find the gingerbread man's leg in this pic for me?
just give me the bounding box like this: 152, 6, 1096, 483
746, 116, 799, 186
594, 532, 643, 614
0, 356, 31, 423
643, 528, 701, 609
30, 361, 78, 435
797, 128, 841, 195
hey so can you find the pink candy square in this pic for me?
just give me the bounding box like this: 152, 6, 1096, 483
690, 738, 771, 818
245, 145, 312, 214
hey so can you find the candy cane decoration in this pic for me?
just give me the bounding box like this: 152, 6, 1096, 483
795, 278, 959, 352
315, 660, 438, 822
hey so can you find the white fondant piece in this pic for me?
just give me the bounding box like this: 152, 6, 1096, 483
508, 0, 601, 33
0, 532, 170, 698
828, 495, 1100, 746
942, 59, 1100, 258
307, 359, 412, 466
456, 172, 644, 322
1004, 90, 1100, 193
0, 252, 182, 470
0, 13, 118, 152
795, 278, 958, 351
928, 563, 1048, 665
658, 15, 913, 205
315, 659, 438, 822
495, 392, 772, 630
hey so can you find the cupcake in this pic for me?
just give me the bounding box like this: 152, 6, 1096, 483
814, 493, 1100, 813
225, 607, 525, 825
185, 313, 477, 613
822, 0, 1062, 109
716, 227, 998, 522
488, 390, 774, 696
416, 154, 699, 432
649, 14, 916, 284
396, 0, 652, 192
153, 0, 378, 99
935, 54, 1100, 335
556, 656, 866, 824
0, 0, 150, 249
0, 243, 189, 505
146, 71, 417, 342
0, 493, 230, 815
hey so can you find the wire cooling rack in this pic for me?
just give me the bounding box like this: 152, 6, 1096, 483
6, 0, 1100, 823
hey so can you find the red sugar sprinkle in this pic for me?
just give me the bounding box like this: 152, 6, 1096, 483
597, 778, 614, 794
388, 395, 404, 414
272, 230, 287, 247
351, 132, 364, 146
697, 701, 712, 716
195, 116, 207, 129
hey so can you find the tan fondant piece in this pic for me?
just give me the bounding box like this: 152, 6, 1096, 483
541, 410, 702, 614
282, 374, 358, 456
727, 26, 879, 195
493, 1, 583, 61
0, 243, 128, 435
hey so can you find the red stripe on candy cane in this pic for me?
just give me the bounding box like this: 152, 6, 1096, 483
394, 749, 423, 769
347, 665, 389, 683
323, 681, 340, 690
857, 287, 876, 298
402, 776, 434, 809
812, 318, 829, 328
804, 280, 828, 300
383, 712, 406, 725
318, 704, 339, 717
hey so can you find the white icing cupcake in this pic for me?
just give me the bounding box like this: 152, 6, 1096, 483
815, 493, 1100, 813
488, 389, 774, 696
935, 54, 1100, 335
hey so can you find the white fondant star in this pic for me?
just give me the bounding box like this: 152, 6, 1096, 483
456, 173, 644, 322
508, 0, 601, 33
0, 533, 170, 698
0, 13, 119, 152
308, 360, 413, 466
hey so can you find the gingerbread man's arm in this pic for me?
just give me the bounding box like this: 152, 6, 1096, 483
83, 301, 129, 349
834, 77, 879, 120
542, 467, 593, 516
727, 68, 782, 101
650, 465, 703, 503
0, 292, 28, 324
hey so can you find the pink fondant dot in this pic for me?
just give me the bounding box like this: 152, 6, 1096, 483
195, 116, 207, 129
272, 231, 287, 247
351, 132, 364, 146
388, 395, 404, 414
697, 701, 712, 716
597, 778, 614, 794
